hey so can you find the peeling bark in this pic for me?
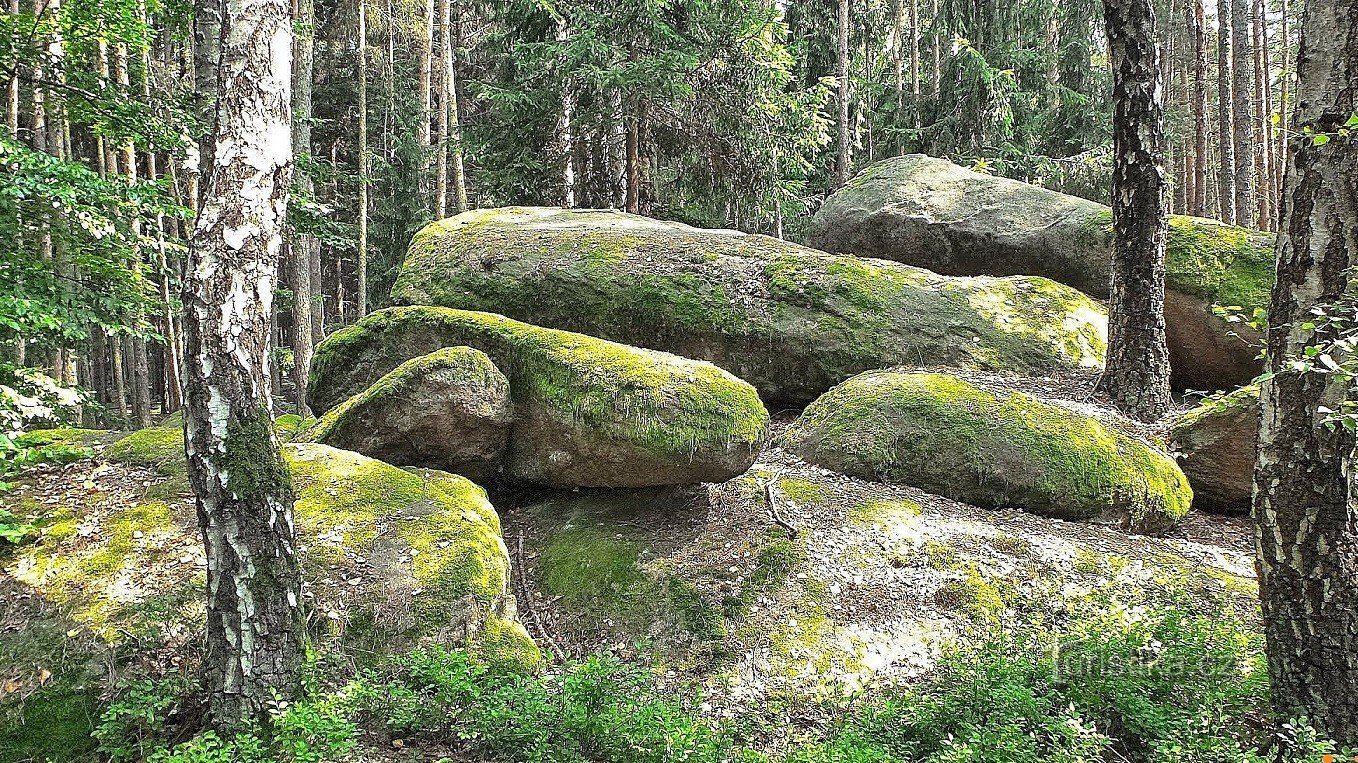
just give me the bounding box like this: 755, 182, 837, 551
1099, 0, 1173, 421
1254, 0, 1358, 743
184, 0, 302, 728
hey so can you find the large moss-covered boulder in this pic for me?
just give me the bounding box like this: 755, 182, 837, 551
809, 155, 1274, 390
1169, 386, 1259, 515
13, 425, 539, 670
388, 207, 1107, 404
782, 371, 1192, 534
307, 346, 514, 481
308, 307, 769, 488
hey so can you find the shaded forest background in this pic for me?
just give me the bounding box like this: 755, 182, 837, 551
0, 0, 1294, 428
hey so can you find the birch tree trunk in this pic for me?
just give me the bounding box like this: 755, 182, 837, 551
1099, 0, 1173, 421
183, 0, 302, 727
1253, 0, 1358, 743
1216, 0, 1237, 224
1230, 0, 1256, 227
834, 0, 851, 187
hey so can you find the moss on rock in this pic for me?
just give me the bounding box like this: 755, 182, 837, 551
782, 371, 1192, 533
1169, 386, 1260, 515
388, 207, 1107, 404
307, 346, 513, 481
810, 154, 1273, 390
308, 306, 769, 488
53, 426, 540, 666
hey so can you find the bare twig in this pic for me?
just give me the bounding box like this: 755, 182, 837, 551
514, 533, 566, 662
763, 468, 799, 539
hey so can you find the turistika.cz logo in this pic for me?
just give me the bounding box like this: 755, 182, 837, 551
1321, 755, 1358, 762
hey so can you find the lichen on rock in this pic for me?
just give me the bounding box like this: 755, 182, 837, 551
782, 370, 1193, 533
388, 206, 1107, 404
22, 424, 540, 669
308, 306, 769, 488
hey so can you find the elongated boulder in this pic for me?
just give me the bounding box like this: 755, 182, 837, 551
809, 154, 1274, 390
307, 306, 769, 488
389, 207, 1107, 405
782, 371, 1192, 534
26, 427, 540, 669
307, 346, 513, 481
1168, 386, 1259, 515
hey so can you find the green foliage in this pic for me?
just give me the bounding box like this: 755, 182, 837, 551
83, 603, 1345, 763
359, 648, 736, 763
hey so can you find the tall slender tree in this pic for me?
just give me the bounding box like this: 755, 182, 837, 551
1099, 0, 1172, 421
1216, 0, 1236, 224
1253, 0, 1358, 743
1190, 0, 1209, 215
183, 0, 302, 727
290, 0, 316, 417
833, 0, 851, 187
356, 0, 369, 318
1229, 0, 1255, 227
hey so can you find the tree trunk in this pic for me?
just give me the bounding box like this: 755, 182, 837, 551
909, 0, 921, 130
834, 0, 852, 187
1099, 0, 1173, 421
419, 0, 433, 152
184, 0, 302, 728
1190, 0, 1209, 215
1251, 0, 1270, 228
554, 17, 575, 208
356, 0, 368, 318
434, 0, 448, 218
1216, 0, 1236, 224
447, 0, 468, 213
1229, 0, 1255, 227
625, 101, 640, 214
5, 0, 16, 140
1253, 0, 1358, 742
1276, 0, 1289, 194
290, 0, 316, 417
931, 0, 941, 98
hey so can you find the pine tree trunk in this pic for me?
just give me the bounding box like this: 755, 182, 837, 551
1191, 0, 1209, 215
448, 2, 468, 213
419, 0, 433, 151
109, 331, 128, 422
1099, 0, 1173, 422
5, 0, 16, 140
834, 0, 851, 187
1230, 0, 1255, 227
290, 0, 316, 417
1251, 0, 1270, 228
891, 0, 904, 129
1253, 0, 1358, 742
1276, 0, 1289, 194
1216, 0, 1236, 224
184, 0, 302, 728
909, 0, 921, 130
931, 0, 941, 98
434, 1, 448, 218
625, 101, 640, 213
356, 0, 368, 318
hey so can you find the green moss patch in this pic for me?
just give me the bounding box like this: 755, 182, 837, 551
784, 371, 1192, 533
388, 207, 1107, 404
308, 306, 768, 487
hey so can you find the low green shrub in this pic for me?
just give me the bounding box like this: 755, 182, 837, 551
87, 604, 1346, 763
